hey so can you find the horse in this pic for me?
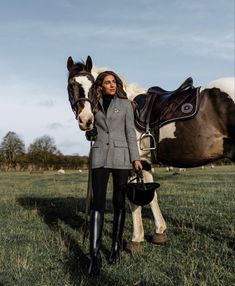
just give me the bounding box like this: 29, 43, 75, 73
66, 55, 235, 251
67, 55, 95, 131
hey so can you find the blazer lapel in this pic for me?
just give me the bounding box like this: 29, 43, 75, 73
98, 98, 108, 129
98, 96, 121, 129
106, 96, 121, 122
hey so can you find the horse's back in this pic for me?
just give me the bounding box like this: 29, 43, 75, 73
203, 77, 235, 102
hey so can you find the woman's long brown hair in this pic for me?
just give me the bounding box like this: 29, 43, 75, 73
89, 71, 127, 113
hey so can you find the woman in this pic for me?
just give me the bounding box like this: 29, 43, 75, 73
86, 71, 142, 276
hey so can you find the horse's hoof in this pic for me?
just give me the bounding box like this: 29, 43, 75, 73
151, 232, 168, 245
125, 241, 143, 253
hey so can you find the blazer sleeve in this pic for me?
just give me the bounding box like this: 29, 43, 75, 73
125, 100, 140, 162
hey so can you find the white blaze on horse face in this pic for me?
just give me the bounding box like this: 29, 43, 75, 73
159, 122, 176, 142
78, 101, 94, 130
74, 75, 94, 130
74, 75, 93, 100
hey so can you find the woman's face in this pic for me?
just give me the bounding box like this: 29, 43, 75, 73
101, 75, 117, 95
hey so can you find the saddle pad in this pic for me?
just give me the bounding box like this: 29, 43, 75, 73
134, 87, 200, 131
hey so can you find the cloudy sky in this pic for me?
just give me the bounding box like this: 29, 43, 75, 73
0, 0, 234, 155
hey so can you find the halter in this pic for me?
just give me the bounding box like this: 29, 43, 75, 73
71, 97, 93, 119
68, 70, 95, 119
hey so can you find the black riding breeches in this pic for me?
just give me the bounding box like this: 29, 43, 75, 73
91, 167, 129, 212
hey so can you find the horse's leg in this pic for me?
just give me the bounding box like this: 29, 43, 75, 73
143, 170, 167, 241
125, 169, 145, 253
150, 192, 166, 233
128, 202, 144, 242
126, 202, 144, 253
128, 170, 153, 243
149, 192, 167, 244
126, 169, 167, 253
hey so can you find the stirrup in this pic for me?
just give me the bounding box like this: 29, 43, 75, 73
139, 131, 157, 151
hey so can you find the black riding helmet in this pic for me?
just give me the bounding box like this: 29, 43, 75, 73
125, 170, 160, 206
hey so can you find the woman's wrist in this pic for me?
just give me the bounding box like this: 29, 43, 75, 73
133, 160, 143, 170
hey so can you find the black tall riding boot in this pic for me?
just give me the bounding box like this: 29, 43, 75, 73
87, 210, 104, 276
109, 209, 125, 264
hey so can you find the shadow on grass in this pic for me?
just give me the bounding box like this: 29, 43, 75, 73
141, 206, 235, 251
17, 196, 86, 230
17, 196, 124, 286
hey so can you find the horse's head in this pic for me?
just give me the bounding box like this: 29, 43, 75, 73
67, 56, 95, 130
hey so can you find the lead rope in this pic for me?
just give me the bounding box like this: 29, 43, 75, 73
82, 140, 93, 246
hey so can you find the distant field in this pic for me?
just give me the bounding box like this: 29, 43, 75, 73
0, 166, 234, 286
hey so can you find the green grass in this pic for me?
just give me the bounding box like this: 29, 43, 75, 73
0, 166, 234, 286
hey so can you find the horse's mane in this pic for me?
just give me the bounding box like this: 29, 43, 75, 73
68, 61, 86, 80
92, 66, 146, 101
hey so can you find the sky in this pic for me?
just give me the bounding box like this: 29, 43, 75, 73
0, 0, 234, 156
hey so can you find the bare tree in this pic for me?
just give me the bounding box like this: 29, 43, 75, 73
28, 135, 61, 169
0, 131, 25, 168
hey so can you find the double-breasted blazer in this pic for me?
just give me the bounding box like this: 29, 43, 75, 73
91, 95, 140, 169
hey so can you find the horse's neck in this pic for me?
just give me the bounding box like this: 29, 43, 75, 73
124, 83, 146, 101
92, 66, 146, 101
203, 77, 235, 102
92, 66, 108, 79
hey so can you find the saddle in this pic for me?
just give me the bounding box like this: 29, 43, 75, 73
134, 77, 199, 132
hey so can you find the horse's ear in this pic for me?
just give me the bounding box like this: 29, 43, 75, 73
67, 56, 74, 71
85, 56, 93, 72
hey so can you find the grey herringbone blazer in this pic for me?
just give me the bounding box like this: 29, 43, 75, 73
91, 96, 140, 169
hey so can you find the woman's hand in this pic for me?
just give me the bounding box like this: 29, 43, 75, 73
85, 126, 97, 141
134, 160, 143, 171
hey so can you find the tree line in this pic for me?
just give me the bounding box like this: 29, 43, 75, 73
0, 131, 232, 172
0, 131, 88, 171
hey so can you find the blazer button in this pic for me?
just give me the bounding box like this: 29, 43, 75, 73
106, 143, 109, 145
107, 131, 109, 134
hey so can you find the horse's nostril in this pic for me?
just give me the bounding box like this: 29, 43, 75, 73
86, 119, 92, 127
78, 117, 83, 124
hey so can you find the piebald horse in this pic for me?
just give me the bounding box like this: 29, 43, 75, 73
67, 56, 235, 247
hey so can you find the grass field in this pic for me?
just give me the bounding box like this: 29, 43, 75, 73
0, 166, 234, 286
